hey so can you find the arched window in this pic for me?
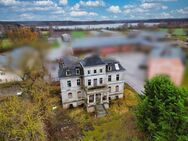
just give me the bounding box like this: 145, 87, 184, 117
77, 91, 82, 99
115, 85, 119, 92
68, 92, 72, 99
108, 86, 111, 93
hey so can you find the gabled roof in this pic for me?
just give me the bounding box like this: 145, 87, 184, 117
103, 58, 125, 72
80, 54, 105, 67
58, 56, 83, 78
58, 55, 125, 78
150, 46, 186, 63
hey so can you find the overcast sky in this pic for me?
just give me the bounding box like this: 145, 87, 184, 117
0, 0, 188, 21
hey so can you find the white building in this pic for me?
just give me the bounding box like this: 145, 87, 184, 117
0, 69, 21, 83
58, 54, 125, 112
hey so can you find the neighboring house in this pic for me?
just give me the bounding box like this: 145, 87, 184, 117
61, 33, 71, 42
58, 54, 125, 112
148, 47, 185, 85
0, 69, 21, 83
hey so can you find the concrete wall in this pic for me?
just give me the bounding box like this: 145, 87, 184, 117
0, 71, 21, 83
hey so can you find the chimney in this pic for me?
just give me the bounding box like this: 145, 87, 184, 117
59, 59, 64, 69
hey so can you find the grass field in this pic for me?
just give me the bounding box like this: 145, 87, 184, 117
1, 39, 12, 48
159, 28, 168, 33
172, 28, 187, 36
71, 31, 86, 39
182, 61, 188, 89
51, 40, 60, 48
50, 85, 146, 141
68, 85, 146, 141
41, 31, 49, 36
159, 28, 187, 41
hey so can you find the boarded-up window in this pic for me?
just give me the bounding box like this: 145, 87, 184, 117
115, 85, 119, 92
68, 92, 72, 99
77, 91, 82, 99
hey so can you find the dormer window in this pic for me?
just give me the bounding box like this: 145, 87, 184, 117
76, 68, 80, 75
66, 70, 71, 76
108, 66, 112, 71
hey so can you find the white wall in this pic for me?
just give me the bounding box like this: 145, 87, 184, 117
82, 65, 107, 88
60, 76, 84, 104
0, 71, 21, 83
107, 71, 124, 84
108, 82, 124, 96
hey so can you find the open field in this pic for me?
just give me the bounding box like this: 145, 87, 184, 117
49, 85, 147, 141
51, 40, 60, 48
1, 39, 12, 48
71, 31, 87, 39
182, 60, 188, 89
159, 28, 187, 41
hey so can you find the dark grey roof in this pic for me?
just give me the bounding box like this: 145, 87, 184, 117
150, 46, 186, 63
80, 54, 105, 67
58, 55, 125, 78
58, 56, 83, 78
103, 58, 125, 72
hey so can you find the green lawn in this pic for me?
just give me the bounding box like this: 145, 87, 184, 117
172, 28, 187, 36
70, 85, 146, 141
159, 28, 169, 33
2, 39, 12, 48
182, 61, 188, 89
71, 31, 86, 39
50, 85, 146, 141
41, 31, 49, 36
159, 28, 187, 41
51, 40, 60, 48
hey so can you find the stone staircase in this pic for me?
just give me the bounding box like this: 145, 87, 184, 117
95, 104, 107, 118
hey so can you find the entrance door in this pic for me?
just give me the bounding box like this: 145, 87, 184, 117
96, 93, 101, 104
93, 79, 97, 87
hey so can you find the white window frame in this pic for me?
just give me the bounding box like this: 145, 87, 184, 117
108, 75, 111, 82
77, 79, 81, 86
108, 66, 112, 71
116, 74, 120, 81
76, 68, 80, 75
88, 79, 91, 86
67, 80, 71, 87
66, 70, 71, 76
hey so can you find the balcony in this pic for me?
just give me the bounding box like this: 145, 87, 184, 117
84, 85, 108, 95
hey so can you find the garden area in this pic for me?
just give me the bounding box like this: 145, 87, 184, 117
159, 28, 188, 41
49, 85, 147, 141
1, 39, 13, 49
182, 60, 188, 89
71, 31, 87, 39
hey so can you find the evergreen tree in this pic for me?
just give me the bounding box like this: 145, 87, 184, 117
136, 75, 188, 141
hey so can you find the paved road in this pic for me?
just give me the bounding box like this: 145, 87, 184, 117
109, 53, 147, 94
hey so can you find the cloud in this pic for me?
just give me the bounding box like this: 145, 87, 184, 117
70, 11, 98, 16
59, 0, 68, 5
107, 5, 121, 13
35, 0, 54, 6
142, 0, 177, 2
19, 13, 35, 20
176, 7, 188, 14
79, 0, 105, 7
124, 2, 168, 15
140, 3, 158, 9
70, 3, 80, 11
140, 2, 167, 10
0, 0, 19, 6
